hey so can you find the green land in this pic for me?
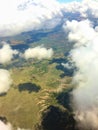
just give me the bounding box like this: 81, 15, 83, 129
0, 29, 74, 129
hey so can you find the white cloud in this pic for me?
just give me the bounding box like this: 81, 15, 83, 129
0, 69, 12, 94
0, 0, 98, 37
61, 63, 72, 69
62, 1, 81, 13
82, 0, 98, 18
64, 19, 98, 129
24, 46, 54, 60
0, 120, 30, 130
95, 26, 98, 32
62, 0, 98, 19
0, 120, 12, 130
0, 0, 62, 37
63, 20, 96, 46
0, 42, 18, 64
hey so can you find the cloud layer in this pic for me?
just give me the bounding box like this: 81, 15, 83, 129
0, 69, 12, 94
64, 19, 98, 129
0, 42, 18, 64
0, 0, 98, 37
24, 46, 54, 60
0, 0, 62, 37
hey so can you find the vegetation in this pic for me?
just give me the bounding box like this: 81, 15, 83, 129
0, 28, 74, 129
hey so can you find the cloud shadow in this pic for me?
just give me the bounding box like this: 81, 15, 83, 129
49, 57, 74, 78
18, 82, 41, 93
36, 105, 76, 130
56, 88, 73, 111
0, 93, 7, 97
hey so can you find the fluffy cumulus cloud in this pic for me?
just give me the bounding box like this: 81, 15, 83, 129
0, 69, 12, 94
0, 120, 12, 130
0, 42, 18, 64
24, 46, 54, 60
62, 0, 98, 19
0, 0, 98, 37
63, 20, 97, 46
0, 0, 62, 37
64, 19, 98, 129
0, 120, 30, 130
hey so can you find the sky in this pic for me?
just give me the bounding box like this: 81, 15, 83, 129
57, 0, 82, 3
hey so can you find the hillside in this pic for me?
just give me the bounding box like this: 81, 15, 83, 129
0, 28, 74, 130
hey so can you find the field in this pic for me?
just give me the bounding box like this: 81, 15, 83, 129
0, 28, 73, 129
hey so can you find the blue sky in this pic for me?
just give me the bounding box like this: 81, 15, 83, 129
57, 0, 82, 3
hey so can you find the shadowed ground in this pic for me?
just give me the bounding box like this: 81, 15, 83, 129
36, 105, 76, 130
18, 82, 41, 93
